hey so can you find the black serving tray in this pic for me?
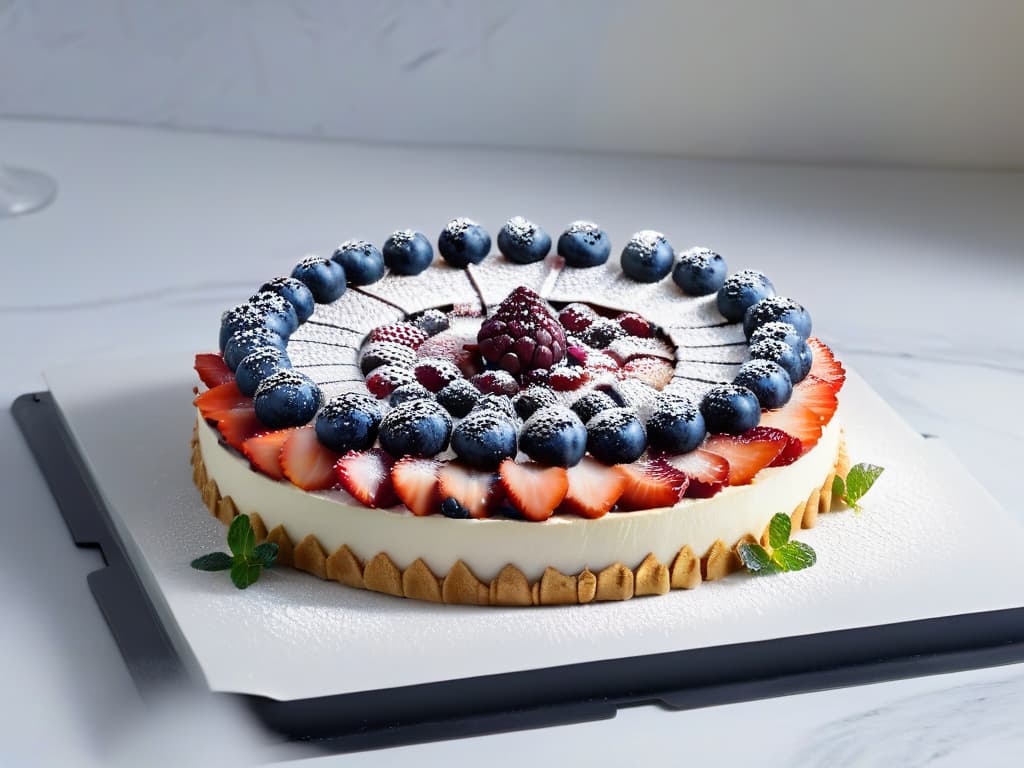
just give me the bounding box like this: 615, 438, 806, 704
13, 391, 1024, 755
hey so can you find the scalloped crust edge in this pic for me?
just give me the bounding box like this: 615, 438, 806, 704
190, 429, 847, 606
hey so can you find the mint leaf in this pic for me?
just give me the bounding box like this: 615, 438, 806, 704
772, 541, 817, 572
190, 552, 233, 571
253, 542, 279, 568
844, 464, 884, 509
832, 474, 846, 500
227, 514, 255, 558
738, 542, 777, 574
230, 558, 262, 590
768, 513, 792, 549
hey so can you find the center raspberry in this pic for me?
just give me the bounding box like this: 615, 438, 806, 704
477, 286, 566, 379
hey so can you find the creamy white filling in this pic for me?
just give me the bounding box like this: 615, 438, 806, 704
197, 413, 841, 582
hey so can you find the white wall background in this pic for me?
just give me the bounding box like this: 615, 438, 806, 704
2, 0, 1023, 170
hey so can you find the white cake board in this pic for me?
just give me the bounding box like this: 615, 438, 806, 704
38, 349, 1024, 703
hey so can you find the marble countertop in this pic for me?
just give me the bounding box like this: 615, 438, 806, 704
2, 118, 1022, 766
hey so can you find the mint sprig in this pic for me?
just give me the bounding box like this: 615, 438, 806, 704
190, 514, 278, 589
738, 512, 817, 575
832, 463, 885, 512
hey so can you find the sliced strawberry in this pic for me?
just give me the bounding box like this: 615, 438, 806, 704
619, 356, 674, 389
416, 330, 483, 377
365, 364, 416, 399
703, 427, 789, 486
194, 353, 234, 388
335, 449, 399, 508
759, 401, 823, 451
280, 426, 341, 491
242, 429, 294, 480
392, 457, 443, 516
618, 458, 690, 510
367, 322, 428, 350
558, 303, 596, 333
769, 434, 804, 467
215, 405, 265, 450
807, 338, 846, 393
498, 460, 569, 522
560, 456, 629, 519
194, 381, 250, 420
662, 449, 730, 498
549, 366, 590, 391
616, 312, 654, 338
791, 375, 839, 422
437, 462, 503, 519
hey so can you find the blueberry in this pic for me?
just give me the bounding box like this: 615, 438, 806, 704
716, 270, 775, 323
470, 393, 517, 421
259, 277, 315, 323
749, 321, 803, 349
291, 255, 347, 303
672, 247, 727, 296
436, 378, 479, 418
579, 318, 626, 349
497, 216, 551, 264
743, 296, 812, 340
440, 497, 470, 519
571, 390, 617, 424
646, 393, 706, 454
254, 370, 322, 429
383, 230, 434, 275
734, 359, 792, 409
451, 411, 518, 470
249, 290, 299, 336
377, 400, 452, 458
797, 341, 813, 379
219, 304, 271, 352
748, 339, 804, 383
235, 347, 291, 397
389, 382, 434, 407
586, 408, 647, 465
223, 327, 287, 371
512, 385, 559, 420
315, 393, 382, 453
332, 240, 386, 286
557, 221, 611, 268
700, 384, 761, 435
620, 230, 673, 283
519, 406, 587, 467
438, 218, 492, 268
413, 309, 450, 336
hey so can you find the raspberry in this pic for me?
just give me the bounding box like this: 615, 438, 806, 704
367, 322, 428, 350
549, 366, 590, 391
558, 303, 596, 333
414, 357, 462, 392
477, 286, 566, 379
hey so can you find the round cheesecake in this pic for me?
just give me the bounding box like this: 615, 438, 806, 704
192, 221, 848, 605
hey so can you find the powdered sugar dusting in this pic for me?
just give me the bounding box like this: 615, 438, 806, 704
467, 254, 555, 309
359, 261, 482, 315
628, 229, 666, 256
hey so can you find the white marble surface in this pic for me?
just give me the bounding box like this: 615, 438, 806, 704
3, 1, 1024, 169
1, 118, 1023, 765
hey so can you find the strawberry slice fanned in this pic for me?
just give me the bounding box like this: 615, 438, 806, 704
759, 401, 823, 451
807, 338, 846, 393
194, 353, 234, 389
791, 375, 839, 422
335, 449, 399, 508
769, 434, 804, 467
438, 462, 503, 519
661, 449, 730, 498
703, 427, 789, 486
215, 405, 265, 450
617, 458, 690, 510
194, 381, 250, 421
560, 456, 628, 519
280, 426, 341, 491
392, 457, 443, 516
242, 429, 295, 480
498, 460, 569, 522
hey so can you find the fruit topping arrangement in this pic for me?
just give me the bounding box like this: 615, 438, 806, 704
198, 215, 847, 522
